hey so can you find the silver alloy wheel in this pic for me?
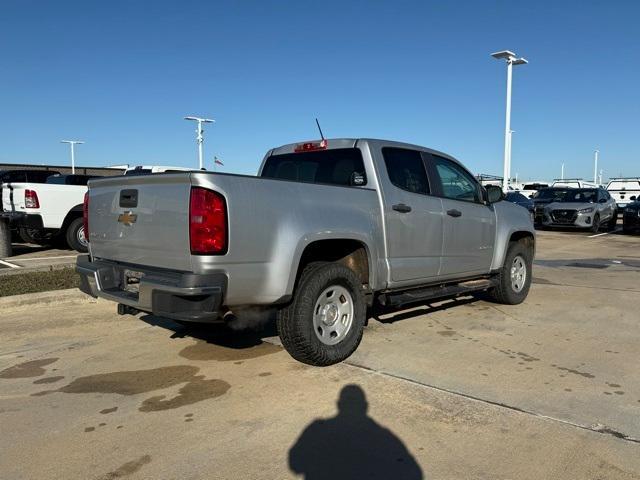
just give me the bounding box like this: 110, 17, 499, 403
312, 285, 354, 345
510, 255, 527, 293
77, 226, 88, 247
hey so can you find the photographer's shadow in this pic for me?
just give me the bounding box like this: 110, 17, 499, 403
289, 385, 424, 480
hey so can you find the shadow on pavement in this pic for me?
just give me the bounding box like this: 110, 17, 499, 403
140, 311, 278, 351
289, 385, 424, 480
371, 296, 479, 324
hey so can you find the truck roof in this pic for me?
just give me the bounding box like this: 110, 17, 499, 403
268, 138, 459, 164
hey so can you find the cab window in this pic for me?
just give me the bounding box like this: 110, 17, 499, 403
382, 147, 429, 195
431, 155, 481, 203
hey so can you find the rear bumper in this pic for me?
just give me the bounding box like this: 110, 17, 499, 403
0, 211, 44, 229
76, 255, 227, 322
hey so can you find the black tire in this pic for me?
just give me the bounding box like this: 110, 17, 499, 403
485, 241, 532, 305
0, 219, 12, 258
607, 210, 618, 231
277, 262, 366, 366
590, 214, 600, 233
65, 217, 88, 253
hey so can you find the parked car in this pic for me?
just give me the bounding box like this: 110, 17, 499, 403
124, 165, 193, 175
46, 174, 100, 186
606, 177, 640, 209
622, 198, 640, 234
520, 182, 549, 199
505, 191, 534, 216
77, 138, 535, 366
1, 175, 97, 252
551, 179, 598, 189
534, 187, 617, 232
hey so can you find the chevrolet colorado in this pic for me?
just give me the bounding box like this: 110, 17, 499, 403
77, 138, 535, 366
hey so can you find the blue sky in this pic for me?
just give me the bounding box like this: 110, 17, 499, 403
1, 0, 638, 181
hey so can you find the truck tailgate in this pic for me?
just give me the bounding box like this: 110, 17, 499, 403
88, 174, 193, 271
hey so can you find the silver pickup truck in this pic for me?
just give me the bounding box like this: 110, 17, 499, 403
77, 138, 535, 366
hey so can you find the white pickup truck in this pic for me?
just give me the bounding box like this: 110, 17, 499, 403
1, 174, 97, 252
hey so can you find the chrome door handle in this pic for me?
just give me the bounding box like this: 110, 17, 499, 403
392, 203, 412, 213
447, 209, 462, 218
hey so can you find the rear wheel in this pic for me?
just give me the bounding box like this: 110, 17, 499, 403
486, 241, 532, 305
277, 262, 366, 366
590, 214, 601, 233
65, 217, 88, 253
0, 219, 12, 258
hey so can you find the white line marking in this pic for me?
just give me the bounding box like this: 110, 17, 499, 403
15, 255, 78, 262
588, 228, 621, 238
0, 259, 21, 269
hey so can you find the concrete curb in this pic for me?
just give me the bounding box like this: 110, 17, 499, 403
0, 288, 95, 309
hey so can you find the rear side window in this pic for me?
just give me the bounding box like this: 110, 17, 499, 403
382, 148, 429, 195
262, 148, 367, 187
431, 155, 481, 203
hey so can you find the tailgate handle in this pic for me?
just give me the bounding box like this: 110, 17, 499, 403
119, 189, 138, 208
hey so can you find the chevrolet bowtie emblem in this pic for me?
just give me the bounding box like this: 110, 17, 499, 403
117, 211, 138, 226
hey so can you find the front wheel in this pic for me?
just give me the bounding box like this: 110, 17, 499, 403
486, 241, 532, 305
65, 217, 88, 253
277, 262, 366, 366
590, 214, 601, 233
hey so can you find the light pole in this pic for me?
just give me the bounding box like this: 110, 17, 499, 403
491, 50, 528, 191
593, 149, 599, 184
184, 116, 215, 170
61, 140, 84, 174
561, 163, 565, 180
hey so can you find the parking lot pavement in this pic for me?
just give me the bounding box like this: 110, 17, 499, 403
1, 231, 639, 479
0, 243, 78, 272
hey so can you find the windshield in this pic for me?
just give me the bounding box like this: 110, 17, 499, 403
533, 188, 598, 203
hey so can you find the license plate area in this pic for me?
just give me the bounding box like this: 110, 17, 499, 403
122, 269, 145, 295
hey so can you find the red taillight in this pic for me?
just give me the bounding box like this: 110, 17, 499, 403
83, 192, 90, 242
189, 187, 227, 255
294, 139, 328, 152
25, 189, 40, 208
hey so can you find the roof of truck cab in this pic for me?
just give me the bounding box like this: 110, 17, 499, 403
268, 138, 460, 164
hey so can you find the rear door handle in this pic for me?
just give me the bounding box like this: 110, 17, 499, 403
447, 209, 462, 218
392, 203, 412, 213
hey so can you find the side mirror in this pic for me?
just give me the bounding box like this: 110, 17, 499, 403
485, 185, 504, 204
630, 195, 637, 201
598, 198, 607, 203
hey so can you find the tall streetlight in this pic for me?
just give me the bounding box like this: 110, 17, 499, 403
60, 140, 84, 174
593, 149, 599, 184
184, 116, 215, 170
491, 50, 528, 191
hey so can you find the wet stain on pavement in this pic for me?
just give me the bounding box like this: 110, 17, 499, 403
179, 339, 281, 361
139, 377, 230, 412
99, 455, 151, 479
258, 372, 272, 377
53, 366, 230, 411
85, 427, 95, 432
33, 376, 65, 385
59, 366, 201, 395
0, 358, 58, 379
100, 407, 118, 414
554, 366, 595, 378
606, 383, 621, 388
437, 331, 456, 337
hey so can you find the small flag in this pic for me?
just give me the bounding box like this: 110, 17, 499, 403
214, 156, 224, 166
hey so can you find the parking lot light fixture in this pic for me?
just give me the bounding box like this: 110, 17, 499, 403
60, 140, 84, 174
184, 116, 215, 170
594, 149, 599, 184
491, 50, 528, 192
